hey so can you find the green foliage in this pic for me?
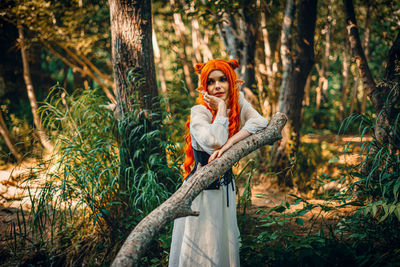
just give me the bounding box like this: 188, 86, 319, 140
6, 87, 179, 266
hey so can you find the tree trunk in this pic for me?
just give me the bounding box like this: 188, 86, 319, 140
278, 0, 296, 110
111, 112, 287, 267
170, 0, 195, 93
109, 0, 161, 196
109, 0, 159, 115
18, 24, 53, 152
152, 29, 167, 97
260, 8, 280, 118
0, 109, 22, 161
217, 1, 260, 106
343, 0, 388, 143
240, 3, 259, 96
361, 2, 372, 114
190, 2, 203, 64
273, 0, 318, 187
339, 38, 351, 121
349, 72, 359, 115
190, 4, 213, 62
316, 0, 333, 108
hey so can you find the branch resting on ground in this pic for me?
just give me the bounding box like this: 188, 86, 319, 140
112, 112, 288, 267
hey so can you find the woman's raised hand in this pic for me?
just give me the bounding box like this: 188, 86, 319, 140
203, 92, 226, 112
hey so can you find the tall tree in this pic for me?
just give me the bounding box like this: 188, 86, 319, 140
316, 0, 333, 109
18, 24, 53, 152
109, 0, 159, 115
109, 0, 162, 199
343, 0, 400, 159
273, 0, 318, 187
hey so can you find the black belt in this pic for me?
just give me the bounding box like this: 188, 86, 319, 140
205, 173, 235, 207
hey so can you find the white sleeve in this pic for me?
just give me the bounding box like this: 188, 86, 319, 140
190, 105, 229, 155
239, 92, 268, 133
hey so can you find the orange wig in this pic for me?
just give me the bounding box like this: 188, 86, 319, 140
183, 59, 241, 180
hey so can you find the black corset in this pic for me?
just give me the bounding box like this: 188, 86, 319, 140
186, 148, 235, 206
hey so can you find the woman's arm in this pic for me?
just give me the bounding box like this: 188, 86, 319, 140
208, 129, 251, 163
208, 93, 269, 163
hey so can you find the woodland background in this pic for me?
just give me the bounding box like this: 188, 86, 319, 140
0, 0, 400, 266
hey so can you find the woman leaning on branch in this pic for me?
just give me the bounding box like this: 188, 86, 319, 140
169, 59, 268, 266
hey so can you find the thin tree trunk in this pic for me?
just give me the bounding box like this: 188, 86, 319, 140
343, 0, 388, 143
190, 3, 202, 63
339, 40, 351, 121
18, 24, 53, 152
315, 64, 322, 109
111, 112, 287, 267
170, 0, 195, 93
303, 73, 311, 106
0, 110, 22, 161
152, 29, 167, 97
349, 72, 359, 115
63, 64, 69, 89
261, 8, 280, 117
240, 3, 259, 96
201, 28, 214, 61
317, 0, 333, 106
361, 2, 372, 114
278, 0, 296, 109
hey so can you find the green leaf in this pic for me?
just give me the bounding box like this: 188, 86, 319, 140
372, 204, 377, 217
394, 205, 400, 221
295, 218, 304, 226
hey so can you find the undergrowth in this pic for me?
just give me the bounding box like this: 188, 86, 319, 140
5, 86, 180, 266
239, 108, 400, 266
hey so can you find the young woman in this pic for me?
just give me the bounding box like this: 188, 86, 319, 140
169, 59, 268, 267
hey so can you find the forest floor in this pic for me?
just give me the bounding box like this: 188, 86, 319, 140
0, 133, 368, 261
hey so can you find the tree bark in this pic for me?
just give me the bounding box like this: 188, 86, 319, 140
0, 109, 22, 161
360, 2, 372, 114
278, 0, 296, 109
316, 0, 333, 109
260, 8, 280, 118
152, 29, 167, 97
109, 0, 159, 115
111, 112, 287, 267
217, 1, 259, 106
273, 0, 317, 187
339, 38, 351, 121
170, 0, 195, 93
343, 0, 388, 143
18, 24, 54, 152
240, 3, 259, 96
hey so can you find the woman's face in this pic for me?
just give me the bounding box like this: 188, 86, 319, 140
206, 70, 229, 104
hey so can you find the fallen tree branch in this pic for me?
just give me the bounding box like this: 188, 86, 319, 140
112, 112, 287, 267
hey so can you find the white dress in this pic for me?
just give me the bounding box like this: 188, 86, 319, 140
169, 92, 268, 267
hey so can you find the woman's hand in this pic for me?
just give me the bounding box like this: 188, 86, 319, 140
203, 92, 225, 112
208, 129, 252, 163
208, 141, 233, 163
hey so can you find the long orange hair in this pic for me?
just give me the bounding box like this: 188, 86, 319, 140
182, 59, 241, 180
